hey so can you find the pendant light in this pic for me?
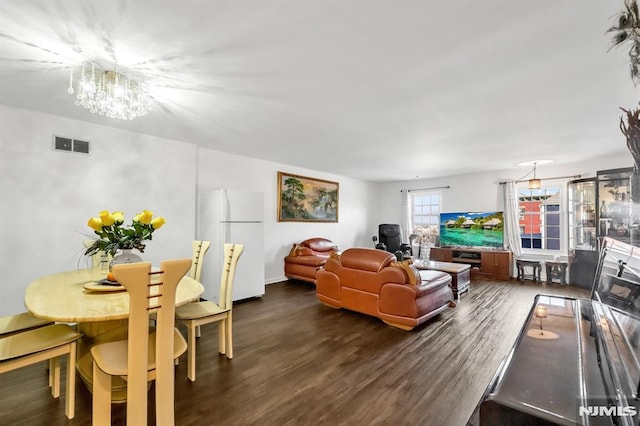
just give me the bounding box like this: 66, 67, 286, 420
528, 162, 541, 189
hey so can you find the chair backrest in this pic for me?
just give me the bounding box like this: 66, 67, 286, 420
218, 244, 244, 310
189, 240, 211, 282
111, 258, 192, 425
379, 224, 403, 253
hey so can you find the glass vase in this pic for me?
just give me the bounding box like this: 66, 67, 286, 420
420, 243, 431, 262
110, 249, 143, 270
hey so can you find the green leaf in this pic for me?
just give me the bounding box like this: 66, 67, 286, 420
620, 13, 631, 28
614, 31, 629, 45
84, 212, 163, 259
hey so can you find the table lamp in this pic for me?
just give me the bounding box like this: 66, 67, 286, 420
535, 305, 548, 335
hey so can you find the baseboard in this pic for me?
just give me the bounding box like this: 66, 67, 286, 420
265, 276, 288, 285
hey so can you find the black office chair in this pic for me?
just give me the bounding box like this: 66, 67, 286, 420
376, 224, 412, 260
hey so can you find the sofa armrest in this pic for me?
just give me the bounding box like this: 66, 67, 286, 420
414, 276, 451, 296
316, 268, 341, 305
323, 257, 341, 274
284, 255, 328, 267
390, 260, 420, 285
288, 244, 299, 257
379, 283, 421, 317
296, 247, 315, 256
379, 277, 452, 317
288, 244, 314, 257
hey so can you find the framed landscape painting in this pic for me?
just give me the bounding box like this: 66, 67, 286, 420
278, 172, 339, 222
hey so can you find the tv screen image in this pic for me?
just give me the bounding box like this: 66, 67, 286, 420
439, 211, 504, 249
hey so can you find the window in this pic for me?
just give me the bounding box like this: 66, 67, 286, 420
518, 186, 562, 251
410, 192, 440, 230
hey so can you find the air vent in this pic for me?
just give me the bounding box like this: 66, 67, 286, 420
53, 136, 90, 154
54, 137, 72, 151
73, 139, 90, 154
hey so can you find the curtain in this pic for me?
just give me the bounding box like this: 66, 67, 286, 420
503, 181, 522, 259
401, 190, 411, 241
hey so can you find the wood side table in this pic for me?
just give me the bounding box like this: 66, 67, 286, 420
516, 259, 541, 283
545, 261, 568, 285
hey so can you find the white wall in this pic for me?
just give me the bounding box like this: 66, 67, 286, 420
0, 105, 198, 316
376, 154, 634, 227
0, 105, 378, 316
196, 148, 379, 283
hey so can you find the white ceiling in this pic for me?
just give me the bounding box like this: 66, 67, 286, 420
0, 1, 637, 182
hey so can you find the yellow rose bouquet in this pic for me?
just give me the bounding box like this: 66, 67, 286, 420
84, 209, 166, 257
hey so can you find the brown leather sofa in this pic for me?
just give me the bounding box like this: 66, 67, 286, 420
284, 238, 339, 284
316, 248, 454, 330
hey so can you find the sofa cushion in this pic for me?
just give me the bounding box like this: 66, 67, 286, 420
418, 270, 450, 284
305, 238, 338, 253
340, 248, 395, 272
417, 270, 452, 295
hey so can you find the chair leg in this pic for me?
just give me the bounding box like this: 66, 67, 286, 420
225, 313, 233, 360
65, 342, 77, 419
175, 321, 181, 366
92, 363, 112, 426
50, 357, 61, 398
218, 321, 225, 355
196, 324, 201, 338
48, 359, 54, 387
187, 321, 197, 382
155, 357, 176, 426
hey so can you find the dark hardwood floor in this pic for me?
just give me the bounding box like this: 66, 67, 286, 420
0, 278, 588, 426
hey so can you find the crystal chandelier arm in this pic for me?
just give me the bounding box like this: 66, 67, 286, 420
67, 61, 150, 120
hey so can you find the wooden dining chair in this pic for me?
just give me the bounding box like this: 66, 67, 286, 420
90, 258, 191, 426
0, 323, 82, 419
171, 240, 210, 369
175, 243, 244, 381
189, 240, 210, 282
190, 240, 210, 338
0, 312, 56, 393
0, 312, 52, 337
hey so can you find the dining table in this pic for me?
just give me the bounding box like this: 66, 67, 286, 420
24, 267, 204, 401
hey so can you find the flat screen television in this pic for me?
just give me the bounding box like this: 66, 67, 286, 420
439, 211, 504, 249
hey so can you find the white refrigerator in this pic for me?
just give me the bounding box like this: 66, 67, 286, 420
197, 189, 265, 303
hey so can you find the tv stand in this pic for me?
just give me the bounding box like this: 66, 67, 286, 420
429, 247, 512, 280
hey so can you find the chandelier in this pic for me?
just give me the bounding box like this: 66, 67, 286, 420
67, 62, 151, 120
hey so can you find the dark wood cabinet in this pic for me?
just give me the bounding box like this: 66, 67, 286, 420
480, 251, 512, 280
429, 247, 512, 280
429, 247, 452, 262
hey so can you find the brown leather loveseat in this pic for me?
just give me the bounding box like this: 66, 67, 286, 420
316, 248, 454, 330
284, 237, 339, 284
